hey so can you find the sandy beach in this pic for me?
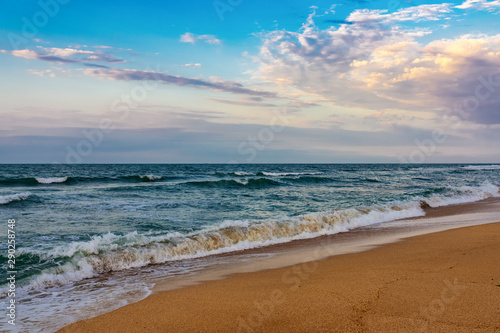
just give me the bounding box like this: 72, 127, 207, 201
58, 218, 500, 333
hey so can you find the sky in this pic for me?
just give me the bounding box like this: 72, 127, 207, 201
1, 0, 500, 163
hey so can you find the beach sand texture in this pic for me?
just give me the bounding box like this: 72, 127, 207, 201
58, 222, 500, 333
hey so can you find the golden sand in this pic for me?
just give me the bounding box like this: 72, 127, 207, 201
58, 222, 500, 333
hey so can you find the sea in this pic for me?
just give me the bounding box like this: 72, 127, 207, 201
1, 163, 500, 332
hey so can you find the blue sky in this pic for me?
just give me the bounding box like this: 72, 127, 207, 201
1, 0, 500, 163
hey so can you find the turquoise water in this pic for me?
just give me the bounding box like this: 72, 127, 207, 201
0, 163, 499, 332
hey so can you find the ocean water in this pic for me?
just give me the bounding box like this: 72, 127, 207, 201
1, 163, 499, 332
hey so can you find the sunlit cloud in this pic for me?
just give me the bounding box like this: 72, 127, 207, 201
252, 4, 500, 124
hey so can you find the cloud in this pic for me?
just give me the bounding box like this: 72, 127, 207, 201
28, 69, 56, 77
1, 49, 78, 63
39, 47, 94, 57
2, 100, 496, 163
285, 100, 320, 108
27, 68, 71, 78
1, 119, 493, 163
208, 98, 277, 107
0, 46, 125, 64
346, 3, 453, 23
456, 0, 500, 11
252, 6, 500, 124
179, 63, 202, 68
83, 67, 278, 98
180, 32, 222, 45
83, 63, 111, 68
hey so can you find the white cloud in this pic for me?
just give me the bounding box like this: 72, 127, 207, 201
346, 3, 453, 23
179, 63, 202, 68
180, 32, 222, 45
3, 49, 39, 59
456, 0, 500, 11
1, 46, 124, 64
27, 68, 71, 78
27, 69, 56, 77
326, 4, 336, 15
38, 46, 94, 57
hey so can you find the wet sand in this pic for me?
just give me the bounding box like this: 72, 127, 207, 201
58, 218, 500, 332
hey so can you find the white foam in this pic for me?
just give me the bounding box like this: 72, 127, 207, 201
234, 171, 253, 176
36, 177, 68, 184
422, 182, 500, 208
411, 167, 455, 172
10, 278, 152, 333
462, 165, 500, 171
0, 192, 32, 204
141, 175, 162, 181
261, 172, 323, 176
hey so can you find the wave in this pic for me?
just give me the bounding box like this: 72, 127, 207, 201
411, 167, 456, 172
364, 178, 382, 183
214, 171, 253, 177
281, 176, 379, 184
185, 178, 281, 188
14, 202, 424, 291
0, 192, 32, 205
421, 182, 499, 207
462, 165, 500, 171
11, 182, 499, 292
234, 171, 253, 176
120, 175, 163, 182
213, 171, 323, 177
257, 171, 323, 177
0, 177, 42, 186
36, 177, 69, 184
0, 175, 165, 186
283, 176, 337, 184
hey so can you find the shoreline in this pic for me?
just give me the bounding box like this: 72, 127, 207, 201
150, 197, 500, 293
57, 198, 500, 332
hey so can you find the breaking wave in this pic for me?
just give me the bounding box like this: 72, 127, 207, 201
9, 182, 499, 292
0, 192, 32, 205
0, 175, 165, 186
420, 182, 499, 207
257, 171, 323, 177
121, 175, 163, 182
213, 171, 323, 177
185, 178, 281, 188
214, 171, 253, 177
282, 176, 337, 184
462, 165, 500, 171
15, 202, 423, 291
36, 177, 69, 184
